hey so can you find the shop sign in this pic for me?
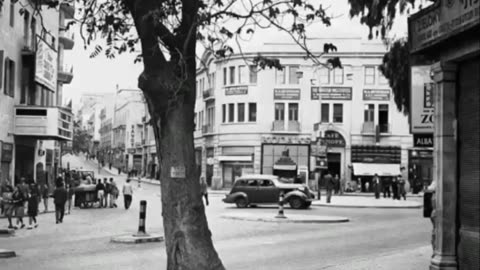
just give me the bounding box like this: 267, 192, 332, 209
1, 142, 13, 162
410, 66, 434, 133
130, 125, 135, 147
409, 0, 480, 53
413, 133, 434, 147
274, 88, 300, 100
35, 37, 58, 91
127, 148, 136, 154
311, 87, 352, 100
262, 136, 311, 145
363, 89, 391, 101
310, 139, 327, 157
225, 86, 248, 95
324, 130, 346, 147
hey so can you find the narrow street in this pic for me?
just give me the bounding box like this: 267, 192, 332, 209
1, 156, 431, 270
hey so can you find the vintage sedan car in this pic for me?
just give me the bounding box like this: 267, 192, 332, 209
222, 174, 315, 209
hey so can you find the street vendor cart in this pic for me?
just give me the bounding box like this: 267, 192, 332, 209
73, 184, 98, 208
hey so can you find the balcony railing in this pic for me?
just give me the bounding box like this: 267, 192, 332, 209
203, 88, 214, 100
202, 125, 214, 134
59, 31, 75, 50
14, 106, 73, 141
58, 64, 74, 84
361, 122, 375, 134
271, 121, 301, 133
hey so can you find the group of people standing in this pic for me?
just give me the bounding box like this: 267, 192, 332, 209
371, 174, 407, 200
93, 177, 119, 208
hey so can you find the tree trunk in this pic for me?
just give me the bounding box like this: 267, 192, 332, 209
144, 71, 225, 270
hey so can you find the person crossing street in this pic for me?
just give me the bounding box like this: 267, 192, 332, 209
122, 179, 133, 210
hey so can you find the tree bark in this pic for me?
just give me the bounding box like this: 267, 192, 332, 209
142, 70, 225, 270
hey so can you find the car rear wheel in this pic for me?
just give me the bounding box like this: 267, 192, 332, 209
289, 197, 305, 209
235, 197, 248, 208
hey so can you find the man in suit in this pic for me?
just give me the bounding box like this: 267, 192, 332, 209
324, 171, 335, 203
372, 174, 381, 199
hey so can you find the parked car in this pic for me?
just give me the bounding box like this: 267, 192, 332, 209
222, 174, 315, 209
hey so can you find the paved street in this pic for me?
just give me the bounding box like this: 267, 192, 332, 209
1, 155, 432, 270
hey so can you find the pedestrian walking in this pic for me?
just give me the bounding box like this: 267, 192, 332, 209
96, 179, 105, 208
391, 176, 399, 200
42, 183, 49, 212
122, 179, 133, 210
65, 184, 74, 214
398, 174, 407, 200
53, 179, 68, 224
109, 178, 118, 208
333, 174, 340, 194
1, 185, 16, 229
27, 185, 39, 229
103, 178, 110, 207
372, 174, 381, 199
382, 177, 391, 198
200, 176, 209, 206
324, 171, 334, 203
13, 185, 26, 229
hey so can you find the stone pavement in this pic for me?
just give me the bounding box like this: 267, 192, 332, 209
221, 211, 349, 223
312, 196, 422, 209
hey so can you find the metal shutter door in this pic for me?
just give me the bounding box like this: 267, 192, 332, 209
457, 58, 480, 270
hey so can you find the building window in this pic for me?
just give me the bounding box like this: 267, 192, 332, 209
333, 68, 344, 84
288, 103, 298, 121
364, 104, 375, 122
23, 11, 30, 46
248, 103, 257, 122
30, 18, 36, 49
319, 68, 330, 85
289, 66, 300, 84
223, 67, 227, 85
228, 103, 234, 122
275, 103, 285, 121
364, 66, 376, 85
206, 106, 215, 126
276, 68, 285, 84
333, 104, 343, 123
199, 110, 204, 128
321, 103, 329, 123
10, 1, 15, 27
237, 103, 245, 122
4, 58, 15, 97
378, 104, 389, 132
229, 66, 235, 84
209, 72, 216, 89
238, 65, 247, 84
249, 66, 257, 84
222, 104, 226, 123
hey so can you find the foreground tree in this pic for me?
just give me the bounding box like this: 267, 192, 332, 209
55, 0, 340, 269
347, 0, 435, 115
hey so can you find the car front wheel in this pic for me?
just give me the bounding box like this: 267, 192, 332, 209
235, 197, 248, 208
289, 197, 305, 209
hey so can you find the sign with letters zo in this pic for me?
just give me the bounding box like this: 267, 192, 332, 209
410, 66, 434, 134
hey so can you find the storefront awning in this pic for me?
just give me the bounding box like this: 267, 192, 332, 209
273, 164, 297, 171
352, 163, 401, 176
218, 155, 252, 162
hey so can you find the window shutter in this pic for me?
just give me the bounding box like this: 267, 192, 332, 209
9, 60, 15, 97
0, 51, 3, 91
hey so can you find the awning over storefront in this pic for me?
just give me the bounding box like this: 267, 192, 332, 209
218, 155, 252, 162
352, 163, 401, 176
273, 164, 297, 171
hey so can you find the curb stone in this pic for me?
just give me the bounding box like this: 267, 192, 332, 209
111, 233, 164, 244
221, 213, 349, 223
0, 249, 16, 258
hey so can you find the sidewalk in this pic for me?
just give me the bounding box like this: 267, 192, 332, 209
312, 196, 422, 209
323, 245, 431, 270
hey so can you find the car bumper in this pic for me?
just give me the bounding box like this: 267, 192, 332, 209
222, 195, 235, 203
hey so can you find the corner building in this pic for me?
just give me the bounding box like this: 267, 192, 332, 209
194, 37, 412, 189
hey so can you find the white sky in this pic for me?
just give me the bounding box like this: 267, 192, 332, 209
63, 0, 408, 107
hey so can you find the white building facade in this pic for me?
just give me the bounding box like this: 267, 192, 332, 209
193, 38, 413, 189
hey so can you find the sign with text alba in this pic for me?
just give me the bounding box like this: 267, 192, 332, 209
35, 38, 58, 91
410, 66, 434, 134
274, 88, 300, 100
311, 87, 352, 100
363, 89, 391, 101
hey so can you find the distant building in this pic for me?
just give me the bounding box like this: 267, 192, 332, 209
190, 37, 413, 189
0, 0, 74, 186
112, 88, 145, 173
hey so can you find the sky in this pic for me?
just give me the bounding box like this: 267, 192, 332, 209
63, 0, 409, 108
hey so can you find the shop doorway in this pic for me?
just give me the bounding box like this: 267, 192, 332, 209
327, 153, 341, 177
14, 143, 35, 185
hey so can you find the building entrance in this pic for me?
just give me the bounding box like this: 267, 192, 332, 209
327, 152, 341, 177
